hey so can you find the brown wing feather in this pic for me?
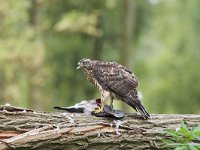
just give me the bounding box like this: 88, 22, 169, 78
92, 61, 138, 97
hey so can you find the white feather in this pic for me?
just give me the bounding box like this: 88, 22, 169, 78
138, 91, 143, 100
4, 103, 11, 106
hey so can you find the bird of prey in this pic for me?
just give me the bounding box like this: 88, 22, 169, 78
77, 58, 150, 119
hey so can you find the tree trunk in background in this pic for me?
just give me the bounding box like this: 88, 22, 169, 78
28, 0, 42, 110
120, 0, 135, 111
29, 0, 40, 27
0, 105, 200, 149
120, 0, 135, 66
93, 13, 103, 60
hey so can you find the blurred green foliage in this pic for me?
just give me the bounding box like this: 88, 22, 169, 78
164, 121, 200, 149
0, 0, 199, 113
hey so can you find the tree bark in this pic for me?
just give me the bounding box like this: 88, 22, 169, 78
0, 105, 199, 150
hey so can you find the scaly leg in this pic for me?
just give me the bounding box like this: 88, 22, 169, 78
94, 90, 110, 113
110, 98, 114, 110
94, 97, 105, 113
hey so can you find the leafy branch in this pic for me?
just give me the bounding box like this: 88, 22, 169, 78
164, 121, 200, 150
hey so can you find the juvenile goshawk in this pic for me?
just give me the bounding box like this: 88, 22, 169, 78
77, 58, 150, 119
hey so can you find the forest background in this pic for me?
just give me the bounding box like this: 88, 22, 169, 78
0, 0, 199, 114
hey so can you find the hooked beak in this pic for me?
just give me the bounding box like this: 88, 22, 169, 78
77, 62, 81, 69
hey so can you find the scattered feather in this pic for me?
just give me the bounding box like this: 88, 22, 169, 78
3, 109, 8, 112
4, 103, 11, 106
97, 132, 101, 138
176, 127, 180, 132
113, 120, 123, 135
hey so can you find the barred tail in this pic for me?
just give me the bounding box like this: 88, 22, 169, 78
135, 101, 150, 119
123, 97, 150, 119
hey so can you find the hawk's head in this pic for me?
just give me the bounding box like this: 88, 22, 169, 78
77, 58, 92, 70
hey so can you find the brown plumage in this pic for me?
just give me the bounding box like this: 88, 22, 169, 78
77, 58, 150, 119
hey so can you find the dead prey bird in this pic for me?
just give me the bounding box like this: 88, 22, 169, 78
77, 58, 150, 119
54, 99, 125, 119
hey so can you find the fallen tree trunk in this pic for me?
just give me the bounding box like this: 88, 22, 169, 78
0, 105, 199, 150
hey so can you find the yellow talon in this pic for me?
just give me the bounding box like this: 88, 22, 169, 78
95, 105, 104, 113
